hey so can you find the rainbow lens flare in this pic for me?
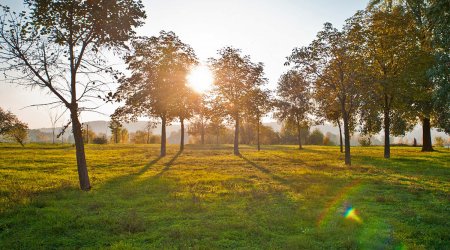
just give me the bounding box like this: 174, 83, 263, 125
344, 207, 362, 223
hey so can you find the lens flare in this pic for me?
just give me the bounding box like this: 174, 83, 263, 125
344, 207, 362, 223
317, 180, 361, 227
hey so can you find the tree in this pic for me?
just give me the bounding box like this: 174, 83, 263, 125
187, 94, 213, 145
314, 82, 344, 152
0, 107, 18, 135
120, 128, 129, 143
428, 1, 450, 135
131, 130, 151, 144
209, 47, 266, 155
109, 119, 123, 144
279, 122, 309, 145
113, 31, 198, 157
239, 121, 256, 145
83, 127, 96, 144
48, 111, 62, 144
288, 19, 364, 165
274, 70, 312, 150
6, 123, 28, 147
359, 88, 382, 145
0, 107, 28, 146
433, 136, 445, 147
207, 94, 227, 145
369, 0, 450, 149
207, 114, 226, 145
259, 125, 280, 145
0, 1, 146, 190
309, 129, 324, 145
360, 7, 422, 158
176, 87, 200, 151
245, 88, 271, 151
92, 134, 108, 144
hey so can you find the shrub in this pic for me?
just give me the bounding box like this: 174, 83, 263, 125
323, 135, 335, 146
358, 135, 372, 146
434, 136, 444, 147
93, 136, 108, 144
309, 129, 324, 145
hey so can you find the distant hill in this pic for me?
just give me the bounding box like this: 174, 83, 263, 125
35, 120, 449, 146
38, 120, 180, 137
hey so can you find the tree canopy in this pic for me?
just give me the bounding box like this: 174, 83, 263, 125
0, 0, 146, 190
113, 31, 198, 156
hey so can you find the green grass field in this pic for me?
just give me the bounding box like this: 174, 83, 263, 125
0, 143, 448, 249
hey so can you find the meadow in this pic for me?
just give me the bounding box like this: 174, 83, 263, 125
0, 143, 448, 249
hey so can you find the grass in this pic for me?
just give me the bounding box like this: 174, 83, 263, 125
0, 143, 449, 249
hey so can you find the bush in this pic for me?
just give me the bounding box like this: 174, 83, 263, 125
323, 136, 335, 146
92, 136, 108, 144
434, 136, 444, 147
358, 135, 372, 146
309, 129, 324, 145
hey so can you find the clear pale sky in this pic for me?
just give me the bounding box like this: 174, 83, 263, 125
0, 0, 369, 128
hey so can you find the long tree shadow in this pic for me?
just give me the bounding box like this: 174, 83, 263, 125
154, 150, 182, 178
137, 156, 163, 175
239, 154, 289, 185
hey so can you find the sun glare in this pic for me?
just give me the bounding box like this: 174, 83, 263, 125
187, 65, 213, 93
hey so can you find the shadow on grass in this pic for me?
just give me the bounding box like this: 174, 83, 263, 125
354, 154, 449, 180
137, 156, 163, 175
239, 154, 289, 185
154, 150, 182, 177
2, 145, 449, 249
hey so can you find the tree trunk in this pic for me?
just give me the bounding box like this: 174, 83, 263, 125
52, 129, 55, 144
234, 114, 240, 155
216, 129, 219, 144
86, 125, 89, 144
200, 121, 205, 145
71, 111, 91, 191
147, 127, 150, 144
160, 115, 166, 157
383, 108, 391, 159
297, 123, 302, 150
257, 119, 261, 151
343, 115, 351, 165
337, 119, 343, 153
180, 118, 185, 151
421, 117, 433, 152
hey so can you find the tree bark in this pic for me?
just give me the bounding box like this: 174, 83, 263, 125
337, 119, 343, 153
86, 125, 89, 144
421, 117, 433, 152
297, 123, 302, 150
160, 115, 166, 157
200, 121, 205, 145
71, 111, 91, 191
383, 108, 391, 159
343, 115, 351, 165
340, 98, 351, 165
234, 113, 240, 155
114, 127, 119, 143
180, 118, 185, 151
216, 129, 219, 144
257, 119, 261, 151
147, 127, 150, 144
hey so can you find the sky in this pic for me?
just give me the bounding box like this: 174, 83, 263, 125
0, 0, 369, 129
